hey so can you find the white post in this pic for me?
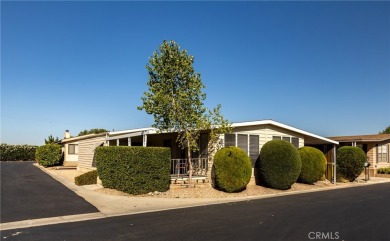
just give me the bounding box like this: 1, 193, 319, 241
333, 145, 337, 184
128, 137, 131, 146
143, 135, 147, 147
116, 139, 119, 146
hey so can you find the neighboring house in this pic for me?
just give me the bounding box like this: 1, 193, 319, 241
61, 130, 107, 170
61, 120, 338, 183
328, 134, 390, 176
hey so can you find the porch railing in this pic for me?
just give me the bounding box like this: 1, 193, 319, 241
171, 158, 208, 176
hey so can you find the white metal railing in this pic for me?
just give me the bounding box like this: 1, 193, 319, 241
171, 158, 208, 176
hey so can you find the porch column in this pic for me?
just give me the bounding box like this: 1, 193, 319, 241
128, 137, 131, 146
116, 139, 119, 146
143, 135, 147, 147
333, 144, 337, 184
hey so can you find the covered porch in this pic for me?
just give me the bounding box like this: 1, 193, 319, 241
105, 129, 210, 182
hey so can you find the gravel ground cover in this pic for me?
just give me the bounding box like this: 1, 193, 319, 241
50, 168, 338, 198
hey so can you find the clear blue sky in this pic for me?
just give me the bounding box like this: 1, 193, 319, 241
1, 1, 389, 145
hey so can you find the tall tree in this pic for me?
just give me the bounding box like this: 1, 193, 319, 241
138, 40, 230, 183
379, 125, 390, 134
45, 135, 60, 144
78, 128, 108, 136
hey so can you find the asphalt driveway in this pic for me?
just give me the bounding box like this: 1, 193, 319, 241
0, 162, 98, 223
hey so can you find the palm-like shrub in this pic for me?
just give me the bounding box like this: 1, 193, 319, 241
35, 144, 62, 167
298, 147, 327, 184
257, 140, 302, 190
336, 146, 366, 182
213, 146, 252, 193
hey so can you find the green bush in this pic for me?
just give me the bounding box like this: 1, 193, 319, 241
257, 140, 302, 190
213, 146, 252, 193
298, 147, 327, 184
96, 146, 170, 195
35, 144, 62, 167
336, 146, 366, 182
377, 167, 390, 174
0, 143, 37, 161
75, 170, 98, 186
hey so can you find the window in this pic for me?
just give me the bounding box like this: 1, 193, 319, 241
291, 137, 299, 148
237, 134, 248, 153
272, 136, 299, 148
224, 134, 259, 167
377, 144, 388, 163
225, 134, 236, 147
249, 135, 260, 167
68, 144, 78, 154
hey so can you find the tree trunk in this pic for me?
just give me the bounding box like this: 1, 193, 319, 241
187, 141, 192, 186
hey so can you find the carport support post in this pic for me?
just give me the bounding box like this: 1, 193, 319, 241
143, 134, 147, 147
333, 145, 337, 184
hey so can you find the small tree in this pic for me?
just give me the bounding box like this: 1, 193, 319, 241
45, 135, 59, 144
202, 104, 232, 157
138, 40, 230, 184
78, 128, 108, 136
379, 125, 390, 134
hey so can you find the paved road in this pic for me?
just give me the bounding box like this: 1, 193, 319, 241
2, 182, 390, 241
0, 162, 98, 223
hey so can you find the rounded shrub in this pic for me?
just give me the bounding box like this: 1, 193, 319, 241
257, 140, 302, 190
75, 170, 98, 186
35, 144, 62, 167
298, 146, 327, 184
336, 146, 366, 182
213, 146, 252, 193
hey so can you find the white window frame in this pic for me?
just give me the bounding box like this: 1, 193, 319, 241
377, 144, 389, 163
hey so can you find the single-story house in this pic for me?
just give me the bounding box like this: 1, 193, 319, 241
61, 131, 107, 168
328, 134, 390, 176
61, 120, 339, 183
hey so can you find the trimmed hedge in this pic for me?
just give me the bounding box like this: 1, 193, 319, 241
377, 167, 390, 174
336, 146, 366, 182
298, 147, 327, 184
0, 143, 37, 161
257, 140, 302, 190
35, 144, 62, 167
75, 170, 98, 186
96, 146, 170, 195
213, 146, 252, 193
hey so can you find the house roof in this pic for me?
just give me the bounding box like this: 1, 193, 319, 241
232, 120, 339, 145
60, 120, 337, 145
328, 134, 390, 143
60, 132, 108, 143
104, 119, 338, 145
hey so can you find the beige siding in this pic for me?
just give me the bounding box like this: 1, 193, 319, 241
219, 124, 305, 180
78, 136, 106, 170
230, 124, 305, 151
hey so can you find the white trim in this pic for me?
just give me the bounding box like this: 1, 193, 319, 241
109, 127, 157, 136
